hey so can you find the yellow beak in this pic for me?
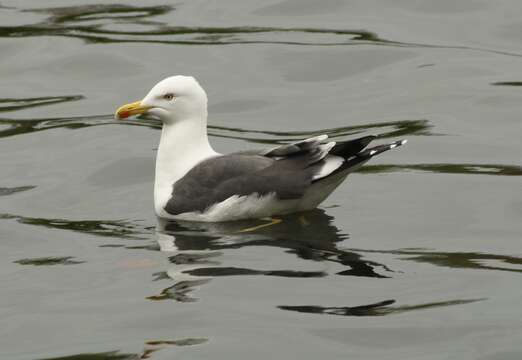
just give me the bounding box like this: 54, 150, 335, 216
115, 101, 151, 120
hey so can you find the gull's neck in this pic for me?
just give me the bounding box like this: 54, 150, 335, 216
154, 116, 217, 217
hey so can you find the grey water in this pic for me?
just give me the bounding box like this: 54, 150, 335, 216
1, 1, 521, 359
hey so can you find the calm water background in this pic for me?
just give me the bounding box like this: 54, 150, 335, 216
1, 1, 521, 359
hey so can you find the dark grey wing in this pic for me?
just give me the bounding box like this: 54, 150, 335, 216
165, 140, 332, 215
165, 154, 272, 215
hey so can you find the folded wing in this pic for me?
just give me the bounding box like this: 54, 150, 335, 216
165, 134, 405, 215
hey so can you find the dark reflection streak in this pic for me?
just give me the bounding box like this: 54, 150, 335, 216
0, 95, 433, 140
5, 26, 521, 59
0, 116, 116, 138
278, 298, 484, 317
0, 95, 83, 113
165, 237, 391, 279
148, 279, 210, 302
0, 4, 519, 58
2, 22, 521, 58
210, 120, 432, 136
358, 164, 522, 176
186, 266, 326, 278
0, 214, 149, 240
37, 338, 208, 360
169, 252, 221, 265
84, 26, 378, 38
353, 248, 522, 273
14, 256, 84, 266
209, 119, 435, 141
78, 39, 365, 46
27, 4, 173, 23
491, 81, 522, 86
0, 114, 434, 141
38, 351, 138, 360
0, 185, 35, 196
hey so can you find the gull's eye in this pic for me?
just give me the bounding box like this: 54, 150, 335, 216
163, 93, 175, 101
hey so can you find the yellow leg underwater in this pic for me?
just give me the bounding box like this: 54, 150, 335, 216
237, 217, 283, 233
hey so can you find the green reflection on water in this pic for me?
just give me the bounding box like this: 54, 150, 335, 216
0, 214, 148, 240
0, 3, 519, 59
355, 248, 522, 273
0, 96, 83, 113
29, 4, 172, 23
0, 4, 381, 46
0, 115, 117, 138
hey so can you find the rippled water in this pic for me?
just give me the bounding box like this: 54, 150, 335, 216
1, 1, 521, 359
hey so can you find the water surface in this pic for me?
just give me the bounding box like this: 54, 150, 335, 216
1, 1, 521, 359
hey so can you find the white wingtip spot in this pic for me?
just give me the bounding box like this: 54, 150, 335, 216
389, 144, 397, 149
401, 139, 408, 145
369, 150, 377, 156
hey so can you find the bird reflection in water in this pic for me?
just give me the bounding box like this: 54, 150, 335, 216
150, 209, 393, 302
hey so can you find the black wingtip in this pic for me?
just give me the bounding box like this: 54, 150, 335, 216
312, 138, 407, 183
360, 135, 378, 147
330, 135, 378, 158
357, 139, 407, 158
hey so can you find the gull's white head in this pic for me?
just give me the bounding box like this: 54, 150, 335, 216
115, 75, 207, 123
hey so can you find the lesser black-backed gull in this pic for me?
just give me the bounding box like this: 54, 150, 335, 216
115, 76, 406, 222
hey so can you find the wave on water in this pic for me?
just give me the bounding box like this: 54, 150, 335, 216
0, 3, 520, 58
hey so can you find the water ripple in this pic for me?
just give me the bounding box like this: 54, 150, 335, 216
0, 4, 519, 58
3, 109, 518, 177
0, 96, 83, 113
0, 113, 435, 141
0, 214, 149, 240
354, 248, 522, 274
278, 298, 484, 317
0, 4, 381, 46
